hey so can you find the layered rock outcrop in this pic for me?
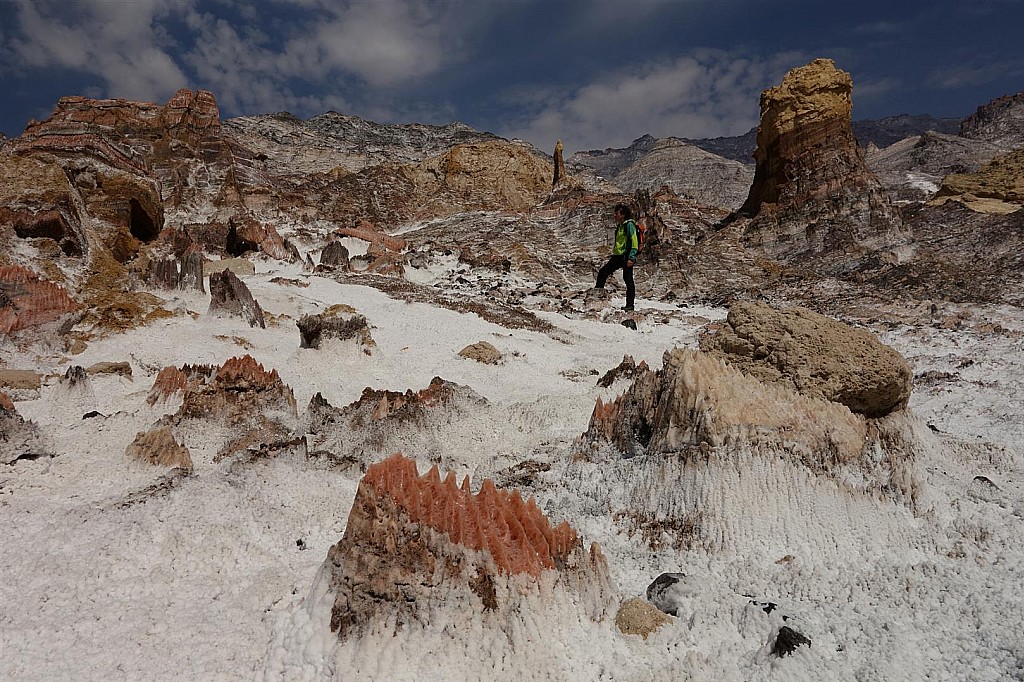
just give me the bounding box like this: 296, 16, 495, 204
0, 154, 87, 261
0, 265, 77, 335
321, 140, 554, 229
324, 453, 613, 637
223, 112, 501, 176
738, 59, 905, 264
865, 131, 1006, 202
959, 92, 1024, 149
613, 138, 754, 210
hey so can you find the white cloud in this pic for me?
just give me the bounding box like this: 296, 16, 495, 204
3, 0, 470, 120
500, 50, 804, 155
6, 0, 193, 102
925, 63, 1012, 90
277, 1, 456, 86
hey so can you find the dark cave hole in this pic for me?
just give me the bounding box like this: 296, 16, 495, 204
226, 220, 259, 257
129, 199, 158, 242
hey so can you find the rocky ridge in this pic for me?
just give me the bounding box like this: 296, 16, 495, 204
959, 92, 1024, 148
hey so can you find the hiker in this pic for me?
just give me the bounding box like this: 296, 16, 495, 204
594, 203, 638, 311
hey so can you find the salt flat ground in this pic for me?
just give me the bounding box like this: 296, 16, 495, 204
2, 260, 1022, 681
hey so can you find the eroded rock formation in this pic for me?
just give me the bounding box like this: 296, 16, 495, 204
177, 355, 297, 420
319, 241, 350, 268
126, 426, 192, 469
576, 347, 922, 555
208, 269, 265, 328
307, 377, 486, 465
146, 355, 299, 461
0, 154, 86, 260
0, 391, 49, 464
553, 139, 566, 186
296, 304, 373, 349
738, 59, 904, 264
226, 216, 291, 260
146, 364, 216, 405
324, 453, 613, 638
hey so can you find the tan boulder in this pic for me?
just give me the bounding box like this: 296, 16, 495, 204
458, 341, 502, 364
204, 257, 256, 277
699, 301, 912, 417
86, 361, 133, 378
615, 597, 672, 639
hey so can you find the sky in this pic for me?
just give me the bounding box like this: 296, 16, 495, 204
1, 0, 1022, 155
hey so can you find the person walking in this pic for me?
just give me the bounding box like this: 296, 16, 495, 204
594, 203, 638, 311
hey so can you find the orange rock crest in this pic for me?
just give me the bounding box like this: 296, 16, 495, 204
215, 354, 283, 389
363, 453, 578, 576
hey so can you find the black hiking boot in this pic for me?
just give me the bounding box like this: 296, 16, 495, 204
623, 304, 634, 311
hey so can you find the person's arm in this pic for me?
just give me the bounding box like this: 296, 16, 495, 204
626, 220, 638, 263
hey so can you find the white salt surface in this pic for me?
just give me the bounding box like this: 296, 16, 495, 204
1, 262, 1022, 681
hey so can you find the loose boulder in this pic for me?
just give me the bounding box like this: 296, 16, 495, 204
699, 301, 912, 417
615, 597, 672, 639
457, 341, 502, 364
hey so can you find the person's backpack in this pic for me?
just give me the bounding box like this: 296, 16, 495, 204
635, 220, 647, 252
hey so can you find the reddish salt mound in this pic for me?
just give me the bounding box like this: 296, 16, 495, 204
0, 391, 14, 412
147, 364, 214, 404
363, 453, 578, 576
0, 265, 77, 334
214, 354, 283, 390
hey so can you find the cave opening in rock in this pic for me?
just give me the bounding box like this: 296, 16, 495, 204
129, 199, 158, 242
226, 220, 259, 257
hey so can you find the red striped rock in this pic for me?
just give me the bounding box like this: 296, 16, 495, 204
0, 265, 77, 334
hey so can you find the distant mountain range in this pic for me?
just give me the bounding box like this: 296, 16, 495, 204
680, 114, 962, 165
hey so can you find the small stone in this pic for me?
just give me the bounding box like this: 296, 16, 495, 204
771, 625, 811, 657
615, 597, 672, 639
458, 341, 502, 365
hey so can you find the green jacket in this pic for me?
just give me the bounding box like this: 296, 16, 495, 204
613, 219, 639, 261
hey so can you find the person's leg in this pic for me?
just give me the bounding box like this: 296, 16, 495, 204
622, 260, 635, 309
595, 256, 620, 288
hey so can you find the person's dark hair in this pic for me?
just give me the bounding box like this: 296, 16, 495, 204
613, 203, 632, 220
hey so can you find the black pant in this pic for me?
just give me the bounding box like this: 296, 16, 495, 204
596, 254, 634, 308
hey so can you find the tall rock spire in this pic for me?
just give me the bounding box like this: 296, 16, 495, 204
739, 59, 904, 264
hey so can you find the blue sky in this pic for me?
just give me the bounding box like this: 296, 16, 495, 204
1, 0, 1021, 154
